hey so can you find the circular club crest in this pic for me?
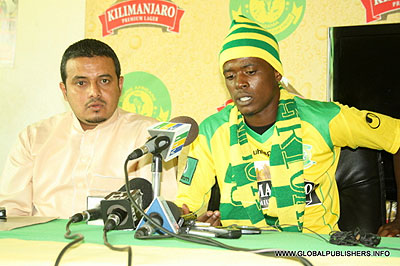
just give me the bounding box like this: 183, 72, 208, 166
118, 71, 171, 121
229, 0, 306, 41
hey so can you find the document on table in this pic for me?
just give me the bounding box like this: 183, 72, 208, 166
0, 216, 58, 231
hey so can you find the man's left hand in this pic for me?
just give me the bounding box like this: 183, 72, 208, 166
378, 219, 400, 237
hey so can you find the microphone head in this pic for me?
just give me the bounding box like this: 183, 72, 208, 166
119, 177, 154, 209
169, 116, 199, 146
148, 120, 192, 161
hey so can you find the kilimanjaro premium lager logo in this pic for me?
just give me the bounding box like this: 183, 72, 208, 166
361, 0, 400, 22
229, 0, 306, 41
99, 0, 185, 36
119, 71, 171, 121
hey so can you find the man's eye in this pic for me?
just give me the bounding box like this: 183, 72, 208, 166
225, 74, 234, 80
101, 79, 110, 84
247, 70, 256, 75
77, 81, 85, 86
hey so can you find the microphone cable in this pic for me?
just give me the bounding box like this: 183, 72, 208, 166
102, 201, 133, 266
279, 225, 400, 254
123, 158, 313, 266
305, 226, 400, 252
103, 225, 132, 266
54, 217, 85, 266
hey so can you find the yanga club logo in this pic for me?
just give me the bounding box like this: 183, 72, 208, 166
119, 71, 171, 121
230, 0, 306, 41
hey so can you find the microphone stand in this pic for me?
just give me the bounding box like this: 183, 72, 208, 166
151, 153, 162, 197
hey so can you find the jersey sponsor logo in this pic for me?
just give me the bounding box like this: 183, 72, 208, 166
304, 181, 321, 207
258, 180, 272, 209
254, 160, 271, 181
258, 179, 321, 209
253, 149, 270, 157
253, 144, 316, 170
366, 112, 381, 129
179, 156, 198, 185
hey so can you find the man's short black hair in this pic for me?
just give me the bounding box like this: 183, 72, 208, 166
60, 39, 121, 84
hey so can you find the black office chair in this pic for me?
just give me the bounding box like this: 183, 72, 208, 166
208, 147, 389, 233
335, 147, 386, 233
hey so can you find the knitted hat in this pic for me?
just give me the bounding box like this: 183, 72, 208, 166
219, 15, 283, 75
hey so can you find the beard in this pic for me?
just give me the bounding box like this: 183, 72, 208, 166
85, 117, 107, 124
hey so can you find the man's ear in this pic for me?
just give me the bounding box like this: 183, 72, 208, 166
274, 70, 282, 82
59, 82, 68, 101
118, 76, 124, 94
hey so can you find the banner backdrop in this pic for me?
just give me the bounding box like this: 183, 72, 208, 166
361, 0, 400, 22
85, 0, 400, 123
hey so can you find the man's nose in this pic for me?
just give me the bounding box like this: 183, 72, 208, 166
236, 72, 249, 90
89, 82, 101, 97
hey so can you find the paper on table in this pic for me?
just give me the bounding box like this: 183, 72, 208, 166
0, 216, 58, 231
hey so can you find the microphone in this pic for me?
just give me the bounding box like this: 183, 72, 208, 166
134, 199, 181, 238
100, 189, 141, 230
103, 207, 129, 231
127, 135, 170, 161
100, 177, 154, 230
70, 207, 102, 223
180, 224, 242, 239
134, 212, 163, 237
127, 116, 199, 162
70, 178, 153, 228
119, 176, 153, 209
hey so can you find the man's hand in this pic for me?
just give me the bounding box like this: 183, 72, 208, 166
181, 204, 221, 226
378, 219, 400, 237
379, 149, 400, 237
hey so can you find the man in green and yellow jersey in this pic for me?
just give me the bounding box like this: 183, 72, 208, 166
175, 15, 400, 236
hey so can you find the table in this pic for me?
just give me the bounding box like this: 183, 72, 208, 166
0, 219, 399, 265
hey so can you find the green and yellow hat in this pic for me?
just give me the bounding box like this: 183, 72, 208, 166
219, 15, 283, 75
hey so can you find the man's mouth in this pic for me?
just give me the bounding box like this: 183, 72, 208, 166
237, 96, 252, 103
87, 102, 104, 111
86, 99, 106, 110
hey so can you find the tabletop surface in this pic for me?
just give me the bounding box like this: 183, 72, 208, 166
0, 218, 399, 266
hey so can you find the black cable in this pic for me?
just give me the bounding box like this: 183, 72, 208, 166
123, 158, 313, 266
301, 225, 332, 243
103, 228, 132, 266
101, 187, 132, 266
328, 227, 400, 252
303, 224, 400, 252
54, 218, 84, 266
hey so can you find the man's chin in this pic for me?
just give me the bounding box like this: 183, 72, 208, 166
237, 107, 254, 117
85, 117, 107, 124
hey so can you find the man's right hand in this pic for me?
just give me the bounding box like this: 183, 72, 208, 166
181, 203, 221, 226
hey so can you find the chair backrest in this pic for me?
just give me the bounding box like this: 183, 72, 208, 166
335, 147, 386, 233
207, 147, 387, 233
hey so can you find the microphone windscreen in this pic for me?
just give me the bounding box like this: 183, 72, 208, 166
119, 177, 154, 209
169, 116, 199, 146
165, 200, 181, 222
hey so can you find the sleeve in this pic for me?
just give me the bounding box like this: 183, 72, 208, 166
329, 104, 400, 154
174, 134, 216, 215
0, 128, 34, 216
